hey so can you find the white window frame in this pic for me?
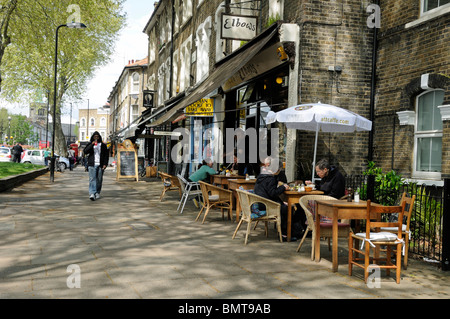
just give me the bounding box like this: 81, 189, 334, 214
421, 0, 450, 14
412, 89, 444, 180
182, 0, 193, 25
407, 0, 450, 28
195, 16, 212, 82
131, 72, 140, 94
131, 104, 139, 123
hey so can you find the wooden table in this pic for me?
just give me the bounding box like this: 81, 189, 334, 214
210, 174, 245, 188
284, 190, 324, 242
314, 200, 381, 272
227, 178, 257, 222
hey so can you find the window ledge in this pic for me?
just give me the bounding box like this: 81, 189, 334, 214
405, 4, 450, 29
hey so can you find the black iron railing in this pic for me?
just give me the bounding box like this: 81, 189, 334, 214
344, 175, 447, 268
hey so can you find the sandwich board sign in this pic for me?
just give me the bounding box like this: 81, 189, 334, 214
116, 139, 138, 181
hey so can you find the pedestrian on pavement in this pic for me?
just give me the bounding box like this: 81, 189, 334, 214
84, 131, 109, 201
68, 146, 75, 171
12, 143, 23, 163
44, 148, 50, 166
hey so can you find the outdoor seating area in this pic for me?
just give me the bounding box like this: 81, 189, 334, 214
155, 171, 421, 284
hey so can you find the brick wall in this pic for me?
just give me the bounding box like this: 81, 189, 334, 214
375, 3, 450, 179
292, 0, 374, 180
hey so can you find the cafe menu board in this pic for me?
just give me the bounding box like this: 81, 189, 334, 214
116, 139, 138, 181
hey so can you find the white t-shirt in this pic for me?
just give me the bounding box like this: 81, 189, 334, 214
94, 143, 101, 166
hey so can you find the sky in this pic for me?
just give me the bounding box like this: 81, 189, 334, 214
0, 0, 156, 124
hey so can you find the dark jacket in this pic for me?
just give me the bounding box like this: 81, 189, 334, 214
84, 131, 109, 167
254, 174, 286, 207
316, 166, 345, 199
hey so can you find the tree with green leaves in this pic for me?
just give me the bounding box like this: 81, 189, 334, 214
0, 0, 126, 155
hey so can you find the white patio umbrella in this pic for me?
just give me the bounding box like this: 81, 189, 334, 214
266, 102, 372, 182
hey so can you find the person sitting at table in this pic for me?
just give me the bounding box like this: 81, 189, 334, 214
254, 157, 303, 240
188, 158, 217, 208
306, 158, 345, 199
189, 158, 217, 183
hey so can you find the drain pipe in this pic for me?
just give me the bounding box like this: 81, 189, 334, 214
368, 0, 379, 162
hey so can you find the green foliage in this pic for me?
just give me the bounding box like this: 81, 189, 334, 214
0, 0, 126, 154
265, 14, 281, 28
361, 161, 404, 205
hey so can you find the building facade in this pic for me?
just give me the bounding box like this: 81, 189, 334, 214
375, 1, 450, 185
78, 106, 110, 142
108, 57, 148, 157
122, 0, 448, 186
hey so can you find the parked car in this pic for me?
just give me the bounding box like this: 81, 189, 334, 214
0, 147, 13, 162
22, 149, 70, 170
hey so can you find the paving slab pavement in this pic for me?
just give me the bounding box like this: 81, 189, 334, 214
0, 166, 449, 304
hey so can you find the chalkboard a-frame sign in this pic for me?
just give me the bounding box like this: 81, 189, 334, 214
116, 139, 138, 181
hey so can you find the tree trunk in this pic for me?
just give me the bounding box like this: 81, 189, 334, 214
0, 0, 19, 90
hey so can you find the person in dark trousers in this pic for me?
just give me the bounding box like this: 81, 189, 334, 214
306, 158, 345, 199
84, 131, 109, 201
12, 143, 23, 163
254, 157, 303, 240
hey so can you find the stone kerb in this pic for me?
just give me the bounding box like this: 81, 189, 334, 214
0, 168, 49, 192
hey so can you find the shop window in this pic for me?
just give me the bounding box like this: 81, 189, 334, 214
413, 89, 444, 179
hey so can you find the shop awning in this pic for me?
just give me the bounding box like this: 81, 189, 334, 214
145, 23, 281, 128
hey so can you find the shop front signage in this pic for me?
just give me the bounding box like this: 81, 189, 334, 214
222, 42, 285, 92
184, 98, 214, 117
221, 14, 258, 41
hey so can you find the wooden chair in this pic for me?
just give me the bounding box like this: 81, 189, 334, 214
296, 195, 352, 260
158, 171, 182, 201
380, 192, 416, 270
196, 181, 233, 224
348, 200, 406, 284
177, 174, 202, 214
232, 189, 282, 245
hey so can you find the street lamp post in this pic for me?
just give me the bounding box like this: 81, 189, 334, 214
50, 22, 87, 182
8, 116, 11, 146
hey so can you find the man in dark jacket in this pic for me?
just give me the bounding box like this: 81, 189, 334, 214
307, 158, 345, 199
254, 157, 298, 239
84, 131, 109, 201
12, 143, 23, 163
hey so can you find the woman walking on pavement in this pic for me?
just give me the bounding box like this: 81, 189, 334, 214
84, 131, 109, 201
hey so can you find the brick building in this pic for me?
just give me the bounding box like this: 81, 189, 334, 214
375, 1, 450, 185
123, 0, 448, 185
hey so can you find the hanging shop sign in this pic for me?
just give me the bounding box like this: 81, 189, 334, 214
221, 14, 258, 41
184, 98, 214, 117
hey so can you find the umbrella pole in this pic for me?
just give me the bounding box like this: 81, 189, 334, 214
312, 124, 319, 183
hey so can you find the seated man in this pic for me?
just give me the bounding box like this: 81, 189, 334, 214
306, 158, 345, 199
188, 158, 217, 183
254, 157, 303, 240
188, 158, 217, 208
